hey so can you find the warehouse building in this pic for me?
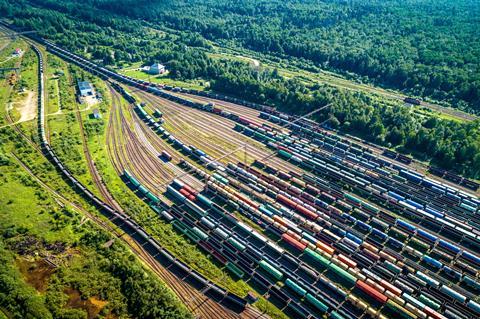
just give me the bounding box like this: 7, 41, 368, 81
78, 81, 94, 96
149, 63, 166, 75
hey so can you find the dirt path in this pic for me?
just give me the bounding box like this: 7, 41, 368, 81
236, 55, 260, 67
0, 55, 15, 65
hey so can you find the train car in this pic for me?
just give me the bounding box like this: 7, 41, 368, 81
161, 151, 172, 161
404, 97, 421, 105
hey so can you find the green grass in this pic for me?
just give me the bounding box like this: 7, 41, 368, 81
0, 175, 79, 243
0, 39, 37, 124
0, 39, 27, 67
254, 298, 290, 319
16, 48, 38, 91
207, 52, 259, 65
0, 83, 11, 127
0, 50, 192, 319
120, 68, 207, 90
45, 57, 105, 198
0, 148, 191, 319
46, 76, 60, 114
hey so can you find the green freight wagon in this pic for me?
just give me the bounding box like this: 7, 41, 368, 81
191, 227, 208, 241
303, 248, 330, 269
285, 278, 307, 296
145, 191, 160, 204
278, 149, 293, 159
197, 194, 213, 207
226, 262, 244, 279
330, 311, 346, 319
305, 294, 328, 313
228, 237, 246, 251
212, 173, 229, 185
259, 260, 283, 280
344, 193, 363, 205
327, 263, 357, 287
138, 185, 149, 195
124, 170, 141, 188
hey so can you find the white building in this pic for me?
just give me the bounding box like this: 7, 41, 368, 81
149, 63, 166, 75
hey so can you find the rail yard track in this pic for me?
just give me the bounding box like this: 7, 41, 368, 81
135, 89, 301, 175
104, 85, 266, 319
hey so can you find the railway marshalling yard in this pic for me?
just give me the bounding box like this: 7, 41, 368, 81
2, 31, 480, 319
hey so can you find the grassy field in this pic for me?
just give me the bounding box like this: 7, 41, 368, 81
1, 41, 37, 124
46, 54, 106, 198
118, 68, 207, 90
0, 145, 192, 318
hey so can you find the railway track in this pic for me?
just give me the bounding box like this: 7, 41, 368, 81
107, 86, 175, 191
135, 90, 300, 175
107, 85, 202, 192
71, 80, 124, 211
104, 86, 265, 319
129, 84, 476, 314
175, 91, 480, 196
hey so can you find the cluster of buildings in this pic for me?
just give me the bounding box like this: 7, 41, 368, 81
77, 80, 102, 118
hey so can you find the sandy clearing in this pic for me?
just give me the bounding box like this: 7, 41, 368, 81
235, 55, 260, 67
16, 90, 37, 123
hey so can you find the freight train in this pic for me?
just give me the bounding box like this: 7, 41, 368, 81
122, 79, 480, 318
116, 85, 480, 319
127, 97, 480, 318
30, 43, 247, 313
164, 158, 480, 319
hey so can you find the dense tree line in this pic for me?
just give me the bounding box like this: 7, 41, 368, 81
50, 0, 480, 113
1, 0, 479, 178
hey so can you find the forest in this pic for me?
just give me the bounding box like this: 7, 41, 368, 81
58, 0, 480, 113
1, 0, 479, 178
